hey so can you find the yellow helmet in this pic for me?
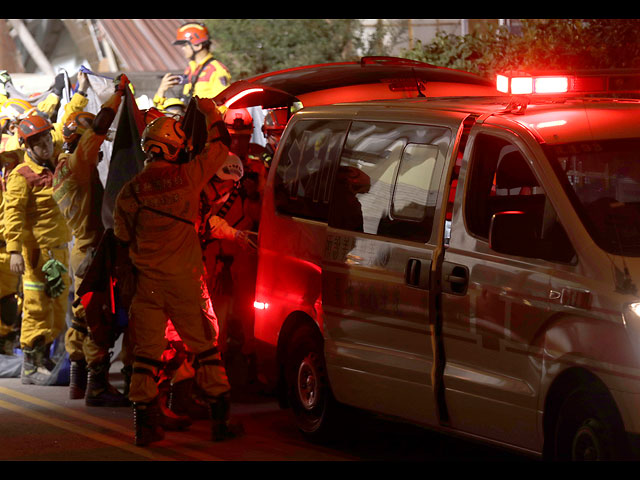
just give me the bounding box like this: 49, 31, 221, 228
140, 116, 186, 162
160, 97, 186, 114
0, 98, 35, 130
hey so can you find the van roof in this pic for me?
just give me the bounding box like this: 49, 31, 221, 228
305, 95, 640, 145
214, 57, 497, 109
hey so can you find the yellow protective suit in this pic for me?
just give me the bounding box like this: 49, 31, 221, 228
182, 53, 231, 100
0, 151, 22, 341
113, 104, 231, 403
4, 152, 71, 349
53, 91, 123, 366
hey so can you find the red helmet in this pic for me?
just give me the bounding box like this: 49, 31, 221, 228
143, 107, 166, 125
17, 112, 53, 145
141, 116, 186, 162
63, 111, 95, 144
262, 107, 288, 137
174, 22, 210, 46
223, 108, 252, 134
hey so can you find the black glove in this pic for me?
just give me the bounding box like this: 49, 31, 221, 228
52, 72, 65, 97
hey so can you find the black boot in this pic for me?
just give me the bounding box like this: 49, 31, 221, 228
169, 378, 209, 420
133, 399, 164, 446
69, 359, 87, 399
209, 392, 244, 442
85, 356, 130, 407
121, 364, 132, 397
21, 338, 53, 385
41, 343, 56, 372
158, 390, 192, 430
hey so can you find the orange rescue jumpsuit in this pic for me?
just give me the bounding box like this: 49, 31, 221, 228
113, 106, 231, 404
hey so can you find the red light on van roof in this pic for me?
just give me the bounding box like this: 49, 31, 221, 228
497, 73, 568, 95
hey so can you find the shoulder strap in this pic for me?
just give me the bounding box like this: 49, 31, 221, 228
130, 185, 195, 227
184, 56, 215, 102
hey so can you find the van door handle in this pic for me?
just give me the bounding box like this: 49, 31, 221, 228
442, 261, 469, 295
405, 258, 430, 290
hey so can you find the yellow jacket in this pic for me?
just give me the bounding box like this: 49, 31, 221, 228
182, 53, 231, 100
53, 91, 122, 254
114, 106, 229, 279
4, 152, 71, 252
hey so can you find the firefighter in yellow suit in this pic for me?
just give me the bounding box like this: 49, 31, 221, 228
52, 78, 130, 406
0, 149, 22, 355
4, 113, 72, 385
113, 97, 241, 446
171, 22, 231, 103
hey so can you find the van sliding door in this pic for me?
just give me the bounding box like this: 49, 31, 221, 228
321, 119, 456, 425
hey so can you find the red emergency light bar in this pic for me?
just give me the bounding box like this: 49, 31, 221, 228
496, 70, 640, 96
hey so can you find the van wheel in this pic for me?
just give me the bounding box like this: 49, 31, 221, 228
285, 324, 338, 441
554, 389, 627, 461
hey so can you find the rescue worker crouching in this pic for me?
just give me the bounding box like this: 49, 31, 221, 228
52, 74, 131, 406
4, 113, 71, 385
113, 96, 243, 446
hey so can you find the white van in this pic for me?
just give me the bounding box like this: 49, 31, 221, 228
253, 70, 640, 460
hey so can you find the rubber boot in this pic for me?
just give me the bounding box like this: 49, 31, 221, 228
85, 357, 130, 407
21, 338, 54, 385
169, 378, 209, 420
133, 399, 164, 446
69, 359, 87, 399
209, 392, 244, 442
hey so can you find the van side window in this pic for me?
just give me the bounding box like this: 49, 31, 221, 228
273, 119, 349, 221
329, 121, 450, 243
465, 133, 576, 263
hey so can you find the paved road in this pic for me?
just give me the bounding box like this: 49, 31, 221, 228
0, 355, 534, 462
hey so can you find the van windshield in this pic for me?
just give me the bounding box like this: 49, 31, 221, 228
547, 138, 640, 256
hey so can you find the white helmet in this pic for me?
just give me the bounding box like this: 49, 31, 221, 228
215, 153, 244, 182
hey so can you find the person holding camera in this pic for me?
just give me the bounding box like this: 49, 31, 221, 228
153, 21, 231, 111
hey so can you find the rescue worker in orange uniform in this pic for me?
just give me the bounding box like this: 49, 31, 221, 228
113, 97, 241, 446
52, 76, 131, 406
4, 113, 72, 385
171, 22, 231, 104
201, 109, 262, 382
260, 106, 288, 172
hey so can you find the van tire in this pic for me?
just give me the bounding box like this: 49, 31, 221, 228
553, 388, 628, 460
285, 324, 338, 442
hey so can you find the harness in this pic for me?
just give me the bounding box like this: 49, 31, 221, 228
182, 56, 215, 105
